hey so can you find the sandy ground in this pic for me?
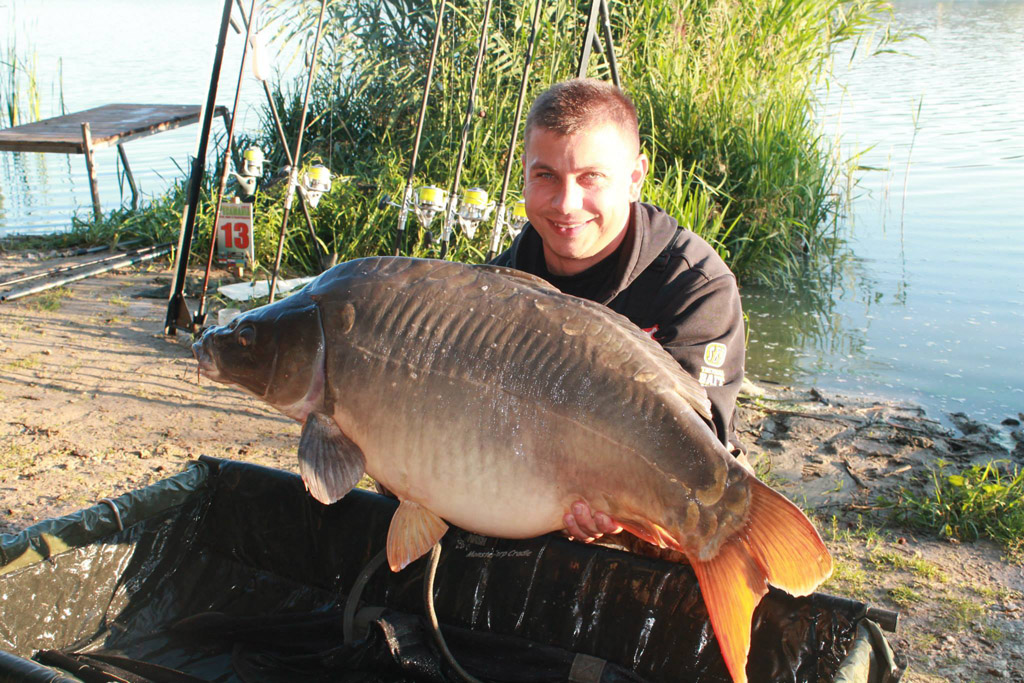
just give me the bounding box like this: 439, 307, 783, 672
1, 250, 1022, 682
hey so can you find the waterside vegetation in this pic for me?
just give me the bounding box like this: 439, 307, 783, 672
4, 0, 904, 288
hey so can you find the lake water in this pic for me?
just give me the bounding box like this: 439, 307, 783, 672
2, 1, 1022, 428
743, 0, 1024, 429
0, 0, 272, 233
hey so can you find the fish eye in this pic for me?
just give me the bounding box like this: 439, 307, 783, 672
236, 325, 256, 348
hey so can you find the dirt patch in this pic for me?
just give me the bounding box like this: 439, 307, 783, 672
1, 250, 1022, 682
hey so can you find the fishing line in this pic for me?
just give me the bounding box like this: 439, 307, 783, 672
268, 0, 329, 303
393, 1, 448, 257
195, 0, 258, 328
486, 0, 543, 262
439, 0, 495, 260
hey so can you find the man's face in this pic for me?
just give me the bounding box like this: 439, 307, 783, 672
522, 121, 648, 276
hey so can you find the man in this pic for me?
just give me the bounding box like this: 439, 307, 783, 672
490, 78, 746, 542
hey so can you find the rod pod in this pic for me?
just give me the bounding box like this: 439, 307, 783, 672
267, 0, 329, 303
394, 1, 448, 257
194, 0, 259, 329
487, 0, 543, 261
439, 0, 495, 260
164, 0, 236, 335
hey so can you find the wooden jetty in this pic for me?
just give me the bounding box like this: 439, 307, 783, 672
0, 104, 229, 219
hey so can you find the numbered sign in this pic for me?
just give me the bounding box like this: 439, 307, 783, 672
216, 201, 255, 266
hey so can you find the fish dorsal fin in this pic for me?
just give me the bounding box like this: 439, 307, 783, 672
472, 264, 560, 292
298, 412, 366, 505
386, 500, 449, 572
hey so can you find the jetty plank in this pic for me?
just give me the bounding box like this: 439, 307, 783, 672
0, 104, 228, 154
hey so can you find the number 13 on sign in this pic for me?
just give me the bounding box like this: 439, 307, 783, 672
216, 201, 255, 266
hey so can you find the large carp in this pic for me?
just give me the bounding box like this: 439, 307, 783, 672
192, 256, 831, 682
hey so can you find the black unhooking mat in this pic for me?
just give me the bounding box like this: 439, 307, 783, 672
0, 457, 903, 682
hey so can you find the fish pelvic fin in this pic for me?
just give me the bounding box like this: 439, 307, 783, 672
298, 412, 366, 505
691, 537, 766, 683
690, 479, 833, 683
386, 500, 449, 572
744, 476, 833, 597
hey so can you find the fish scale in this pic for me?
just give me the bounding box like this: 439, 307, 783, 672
193, 256, 832, 683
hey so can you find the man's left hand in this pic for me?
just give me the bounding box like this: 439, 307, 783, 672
563, 500, 623, 542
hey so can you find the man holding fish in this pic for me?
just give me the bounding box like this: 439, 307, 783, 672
490, 78, 748, 543
194, 77, 831, 683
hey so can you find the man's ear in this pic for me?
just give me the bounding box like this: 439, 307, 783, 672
630, 152, 650, 201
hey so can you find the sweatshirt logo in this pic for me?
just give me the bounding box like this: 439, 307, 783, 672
703, 343, 727, 368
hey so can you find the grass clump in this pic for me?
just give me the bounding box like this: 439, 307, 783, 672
826, 513, 886, 547
822, 556, 869, 599
27, 286, 71, 312
868, 548, 948, 583
936, 595, 984, 633
886, 459, 1024, 561
887, 585, 922, 608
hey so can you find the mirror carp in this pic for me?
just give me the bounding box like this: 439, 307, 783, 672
193, 256, 832, 682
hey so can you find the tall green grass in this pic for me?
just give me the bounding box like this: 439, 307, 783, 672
8, 0, 901, 285
249, 0, 902, 282
1, 17, 42, 127
887, 460, 1024, 562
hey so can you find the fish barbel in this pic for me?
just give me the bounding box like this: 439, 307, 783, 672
192, 256, 831, 682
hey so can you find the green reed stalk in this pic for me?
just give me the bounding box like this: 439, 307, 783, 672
14, 0, 902, 286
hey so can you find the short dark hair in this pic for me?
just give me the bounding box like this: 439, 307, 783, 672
524, 78, 640, 152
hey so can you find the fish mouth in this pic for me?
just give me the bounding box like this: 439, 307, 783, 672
191, 339, 221, 381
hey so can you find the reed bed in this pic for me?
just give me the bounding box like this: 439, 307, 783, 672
10, 0, 901, 287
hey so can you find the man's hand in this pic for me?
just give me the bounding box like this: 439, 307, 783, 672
563, 500, 623, 542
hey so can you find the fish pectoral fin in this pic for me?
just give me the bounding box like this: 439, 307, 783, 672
298, 412, 366, 505
691, 538, 767, 683
386, 500, 449, 572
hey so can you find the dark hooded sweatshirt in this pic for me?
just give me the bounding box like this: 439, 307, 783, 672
490, 202, 745, 448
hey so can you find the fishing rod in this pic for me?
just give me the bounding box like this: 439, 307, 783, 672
164, 0, 237, 335
194, 0, 259, 329
576, 0, 620, 88
267, 0, 329, 304
486, 0, 543, 262
438, 0, 494, 260
0, 242, 170, 290
235, 1, 333, 271
393, 0, 448, 257
65, 238, 143, 258
1, 244, 173, 303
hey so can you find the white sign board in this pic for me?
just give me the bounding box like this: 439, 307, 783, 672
216, 201, 255, 266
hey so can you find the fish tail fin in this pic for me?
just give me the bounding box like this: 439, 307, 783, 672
690, 479, 832, 683
745, 477, 833, 597
690, 538, 765, 683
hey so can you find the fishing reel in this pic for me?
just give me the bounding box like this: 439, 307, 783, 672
299, 164, 332, 208
456, 187, 495, 239
231, 146, 265, 200
507, 199, 528, 239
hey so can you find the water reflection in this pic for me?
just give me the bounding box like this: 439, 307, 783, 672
0, 0, 267, 236
744, 0, 1024, 426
